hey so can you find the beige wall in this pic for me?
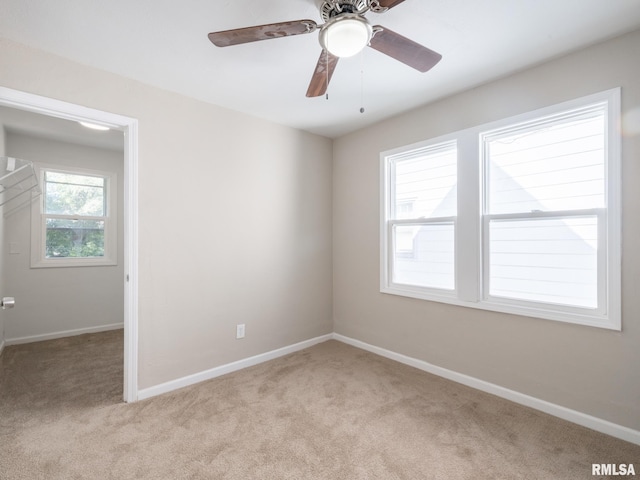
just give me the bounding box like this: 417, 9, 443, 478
3, 132, 124, 341
333, 29, 640, 431
0, 38, 334, 389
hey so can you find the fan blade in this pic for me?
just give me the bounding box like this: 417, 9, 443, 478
306, 50, 339, 97
377, 0, 408, 9
369, 26, 442, 72
209, 20, 317, 47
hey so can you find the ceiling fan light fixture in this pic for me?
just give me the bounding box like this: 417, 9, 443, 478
320, 14, 372, 58
78, 121, 110, 131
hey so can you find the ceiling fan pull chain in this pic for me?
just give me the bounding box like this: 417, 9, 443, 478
326, 49, 330, 100
360, 49, 365, 113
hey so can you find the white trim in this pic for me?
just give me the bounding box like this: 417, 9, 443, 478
605, 88, 622, 329
123, 120, 139, 403
0, 86, 139, 403
6, 323, 124, 346
138, 334, 333, 401
333, 333, 640, 446
0, 338, 5, 357
0, 87, 135, 129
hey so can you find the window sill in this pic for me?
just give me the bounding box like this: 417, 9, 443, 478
31, 257, 117, 269
381, 285, 620, 331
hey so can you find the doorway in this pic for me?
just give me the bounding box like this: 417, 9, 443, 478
0, 86, 138, 402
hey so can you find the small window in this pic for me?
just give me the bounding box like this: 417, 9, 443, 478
31, 166, 117, 268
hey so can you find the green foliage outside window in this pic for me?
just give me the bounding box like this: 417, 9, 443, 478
46, 226, 105, 258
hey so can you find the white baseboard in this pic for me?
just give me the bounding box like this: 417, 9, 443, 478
0, 338, 5, 357
138, 333, 334, 401
5, 323, 124, 346
133, 330, 640, 446
333, 333, 640, 446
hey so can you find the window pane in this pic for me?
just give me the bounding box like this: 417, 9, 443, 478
489, 217, 597, 308
45, 218, 105, 258
393, 144, 457, 219
393, 223, 455, 290
486, 112, 605, 214
45, 172, 106, 216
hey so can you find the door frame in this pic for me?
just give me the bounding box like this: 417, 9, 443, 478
0, 86, 139, 402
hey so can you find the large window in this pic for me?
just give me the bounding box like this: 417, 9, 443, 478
381, 89, 621, 329
31, 165, 117, 268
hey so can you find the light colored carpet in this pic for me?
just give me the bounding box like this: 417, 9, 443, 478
0, 330, 638, 479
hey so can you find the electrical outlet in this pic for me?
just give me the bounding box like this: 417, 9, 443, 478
236, 324, 245, 339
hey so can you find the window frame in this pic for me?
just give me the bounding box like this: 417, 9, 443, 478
31, 164, 118, 268
380, 88, 621, 330
381, 135, 460, 302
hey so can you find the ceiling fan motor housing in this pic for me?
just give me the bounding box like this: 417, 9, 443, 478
320, 0, 369, 21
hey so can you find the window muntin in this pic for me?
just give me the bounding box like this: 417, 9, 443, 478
381, 89, 620, 330
31, 166, 117, 268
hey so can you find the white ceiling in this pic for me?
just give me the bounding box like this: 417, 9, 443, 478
1, 0, 640, 139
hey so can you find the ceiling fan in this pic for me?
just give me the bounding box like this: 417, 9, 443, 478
208, 0, 442, 98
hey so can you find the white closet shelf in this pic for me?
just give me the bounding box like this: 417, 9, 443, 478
0, 156, 40, 208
